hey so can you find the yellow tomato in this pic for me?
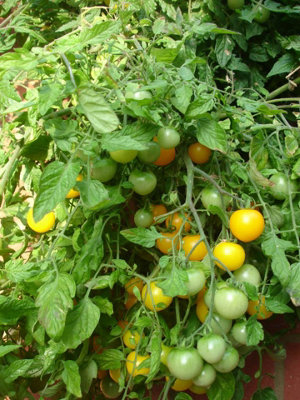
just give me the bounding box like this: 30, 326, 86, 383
151, 204, 167, 221
109, 368, 121, 383
165, 212, 191, 233
196, 297, 209, 323
247, 295, 273, 320
189, 384, 207, 394
166, 376, 193, 391
142, 282, 173, 311
125, 277, 144, 296
213, 242, 245, 271
126, 351, 150, 376
182, 235, 208, 261
26, 208, 55, 233
230, 209, 265, 242
66, 174, 83, 199
160, 344, 172, 366
123, 330, 142, 350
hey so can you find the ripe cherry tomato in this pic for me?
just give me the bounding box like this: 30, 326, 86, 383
253, 5, 270, 23
231, 321, 247, 345
167, 348, 203, 381
134, 209, 153, 227
66, 174, 83, 199
182, 235, 208, 261
125, 277, 144, 296
109, 368, 121, 383
153, 137, 175, 166
212, 346, 239, 373
125, 295, 138, 310
151, 204, 167, 223
157, 127, 180, 149
193, 363, 216, 387
201, 186, 230, 210
233, 264, 261, 287
138, 142, 161, 163
166, 376, 192, 391
110, 149, 138, 164
129, 170, 157, 196
247, 295, 273, 320
214, 287, 248, 320
197, 334, 226, 364
213, 242, 245, 271
27, 208, 55, 233
230, 209, 265, 242
160, 344, 172, 366
166, 212, 191, 233
123, 329, 142, 349
126, 351, 150, 376
142, 281, 173, 311
196, 297, 209, 323
90, 158, 117, 182
100, 376, 121, 399
227, 0, 244, 10
189, 384, 207, 395
269, 173, 297, 201
156, 232, 179, 254
188, 143, 211, 164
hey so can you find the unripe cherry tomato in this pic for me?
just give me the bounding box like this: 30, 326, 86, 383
193, 363, 216, 387
197, 334, 226, 364
138, 142, 161, 163
188, 143, 211, 164
189, 384, 207, 394
134, 209, 153, 227
110, 149, 138, 164
230, 209, 265, 242
212, 346, 239, 373
166, 376, 192, 391
129, 170, 157, 196
157, 127, 180, 149
253, 5, 270, 23
90, 158, 117, 183
167, 348, 203, 381
227, 0, 244, 10
161, 344, 172, 366
214, 287, 248, 320
233, 264, 261, 287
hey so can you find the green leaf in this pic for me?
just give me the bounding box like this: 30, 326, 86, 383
215, 35, 235, 68
121, 227, 162, 248
196, 115, 227, 153
267, 53, 297, 77
34, 160, 81, 221
38, 82, 63, 116
0, 345, 21, 358
77, 180, 109, 210
101, 122, 157, 151
286, 263, 300, 306
175, 393, 193, 400
0, 296, 35, 325
206, 205, 229, 227
4, 359, 34, 383
80, 359, 98, 394
146, 334, 161, 383
112, 259, 130, 270
158, 267, 188, 297
36, 274, 76, 340
243, 283, 258, 301
207, 372, 235, 400
151, 46, 181, 63
246, 316, 264, 346
5, 260, 43, 283
78, 86, 119, 133
292, 158, 300, 178
21, 135, 52, 161
0, 50, 40, 71
252, 387, 277, 400
265, 299, 294, 314
44, 118, 78, 152
60, 297, 100, 350
134, 316, 153, 329
92, 296, 114, 316
96, 349, 125, 370
171, 85, 193, 114
62, 360, 82, 397
185, 98, 215, 119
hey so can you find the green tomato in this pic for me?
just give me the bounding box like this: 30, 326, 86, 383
134, 209, 153, 228
227, 0, 244, 10
157, 127, 180, 149
197, 334, 226, 364
212, 346, 239, 373
110, 150, 138, 164
90, 158, 117, 182
214, 287, 248, 320
138, 142, 161, 163
167, 348, 203, 381
193, 364, 216, 387
231, 321, 247, 345
253, 5, 270, 23
126, 90, 153, 105
129, 170, 157, 196
269, 173, 297, 201
204, 281, 228, 309
100, 376, 121, 399
234, 264, 261, 287
201, 186, 230, 210
185, 268, 206, 296
210, 313, 232, 335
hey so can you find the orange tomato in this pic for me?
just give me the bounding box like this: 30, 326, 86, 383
109, 368, 121, 383
156, 232, 179, 254
182, 235, 208, 261
151, 204, 167, 222
166, 376, 193, 391
247, 295, 273, 320
166, 212, 191, 233
188, 143, 211, 164
196, 297, 209, 323
125, 295, 138, 310
153, 137, 175, 166
125, 277, 144, 296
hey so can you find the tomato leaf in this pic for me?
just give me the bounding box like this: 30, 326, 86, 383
34, 160, 81, 221
251, 387, 277, 400
146, 334, 161, 383
196, 115, 227, 153
76, 180, 109, 210
175, 393, 193, 400
95, 349, 124, 370
243, 282, 258, 301
185, 98, 214, 119
80, 359, 98, 394
78, 86, 119, 133
92, 296, 114, 316
62, 360, 82, 397
0, 295, 35, 325
121, 227, 162, 248
158, 267, 188, 297
207, 372, 235, 400
36, 273, 76, 340
286, 263, 300, 306
60, 297, 100, 350
265, 299, 294, 314
246, 316, 264, 346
